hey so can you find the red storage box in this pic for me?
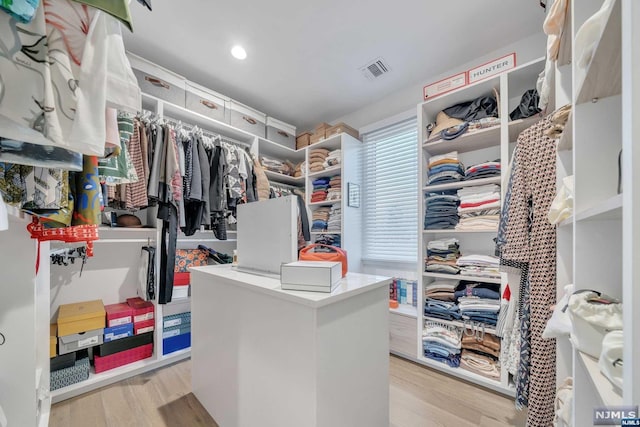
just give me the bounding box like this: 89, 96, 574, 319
134, 319, 154, 335
104, 303, 133, 327
173, 272, 190, 286
126, 297, 155, 323
93, 343, 153, 373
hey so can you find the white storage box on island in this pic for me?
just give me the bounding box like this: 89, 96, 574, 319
280, 261, 341, 293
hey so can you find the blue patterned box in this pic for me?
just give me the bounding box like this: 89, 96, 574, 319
162, 323, 191, 339
50, 357, 90, 391
163, 312, 191, 329
104, 323, 134, 342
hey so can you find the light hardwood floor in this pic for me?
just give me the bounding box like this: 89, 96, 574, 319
49, 355, 526, 427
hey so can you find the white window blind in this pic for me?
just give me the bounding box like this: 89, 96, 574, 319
362, 117, 418, 263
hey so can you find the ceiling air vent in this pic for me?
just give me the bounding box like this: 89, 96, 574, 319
359, 57, 391, 80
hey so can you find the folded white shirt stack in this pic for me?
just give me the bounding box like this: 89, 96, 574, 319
456, 254, 500, 278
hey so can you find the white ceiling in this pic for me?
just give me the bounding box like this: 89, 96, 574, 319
123, 1, 545, 131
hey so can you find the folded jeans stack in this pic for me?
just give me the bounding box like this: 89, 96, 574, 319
314, 233, 341, 248
424, 298, 461, 321
424, 191, 460, 229
324, 149, 341, 168
311, 177, 330, 203
425, 238, 460, 275
427, 151, 465, 185
464, 160, 501, 181
311, 206, 330, 231
458, 296, 500, 326
309, 148, 329, 172
327, 176, 341, 201
456, 184, 500, 230
424, 280, 459, 301
327, 204, 341, 232
422, 322, 462, 367
456, 254, 500, 278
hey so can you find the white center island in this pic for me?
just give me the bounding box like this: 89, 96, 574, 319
190, 265, 391, 427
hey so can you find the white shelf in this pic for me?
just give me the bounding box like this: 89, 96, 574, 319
264, 170, 304, 186
422, 125, 501, 155
310, 231, 341, 234
307, 165, 342, 179
423, 176, 501, 192
423, 229, 498, 234
558, 215, 574, 228
422, 316, 497, 335
575, 194, 622, 222
258, 137, 305, 162
96, 227, 156, 244
309, 199, 341, 206
307, 133, 343, 151
574, 0, 621, 105
423, 272, 502, 284
576, 350, 622, 407
416, 355, 513, 396
51, 349, 191, 403
390, 304, 418, 318
557, 113, 573, 151
508, 116, 541, 142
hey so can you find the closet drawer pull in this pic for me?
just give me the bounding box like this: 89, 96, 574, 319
0, 332, 5, 346
277, 130, 290, 138
144, 76, 170, 89
243, 116, 257, 125
200, 100, 219, 110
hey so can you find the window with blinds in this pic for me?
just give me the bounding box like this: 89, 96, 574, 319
361, 117, 418, 263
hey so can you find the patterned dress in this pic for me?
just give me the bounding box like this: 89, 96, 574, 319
498, 117, 557, 426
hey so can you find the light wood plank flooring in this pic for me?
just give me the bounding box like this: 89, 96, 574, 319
50, 355, 526, 427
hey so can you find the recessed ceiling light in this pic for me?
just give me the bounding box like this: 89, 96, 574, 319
231, 45, 247, 60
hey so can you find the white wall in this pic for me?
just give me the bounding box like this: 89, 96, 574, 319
331, 32, 546, 131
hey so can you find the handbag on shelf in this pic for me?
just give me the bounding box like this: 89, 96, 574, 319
298, 243, 348, 277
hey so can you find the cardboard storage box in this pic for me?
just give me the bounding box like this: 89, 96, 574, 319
128, 52, 187, 107
162, 323, 191, 339
50, 324, 57, 358
163, 332, 191, 355
104, 323, 134, 342
95, 331, 154, 357
266, 117, 296, 149
50, 356, 90, 391
296, 132, 312, 149
229, 100, 266, 138
126, 297, 155, 322
105, 303, 133, 327
325, 122, 359, 140
50, 351, 76, 372
134, 319, 155, 335
57, 300, 105, 336
310, 131, 325, 145
163, 312, 191, 329
94, 343, 153, 374
185, 82, 230, 123
281, 261, 342, 293
58, 328, 104, 355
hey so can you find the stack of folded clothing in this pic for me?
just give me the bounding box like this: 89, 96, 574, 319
314, 233, 341, 248
455, 280, 501, 326
422, 322, 462, 367
427, 152, 465, 185
456, 254, 500, 278
293, 162, 305, 178
460, 332, 501, 380
466, 117, 501, 132
324, 149, 341, 168
456, 184, 501, 230
327, 204, 341, 232
260, 156, 293, 175
424, 298, 461, 321
309, 148, 329, 173
424, 280, 459, 301
327, 176, 341, 201
311, 207, 330, 231
424, 191, 460, 230
425, 238, 460, 275
464, 160, 501, 181
311, 177, 330, 203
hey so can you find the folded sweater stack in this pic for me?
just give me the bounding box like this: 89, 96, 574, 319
456, 254, 500, 278
422, 322, 462, 368
309, 148, 330, 173
327, 203, 341, 232
311, 206, 331, 231
425, 238, 460, 275
311, 177, 330, 203
327, 175, 341, 201
427, 152, 464, 185
456, 184, 500, 231
324, 149, 341, 168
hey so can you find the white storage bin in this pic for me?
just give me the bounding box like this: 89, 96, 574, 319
127, 52, 186, 107
266, 117, 296, 149
568, 291, 622, 358
229, 100, 266, 137
185, 82, 230, 123
280, 261, 341, 293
